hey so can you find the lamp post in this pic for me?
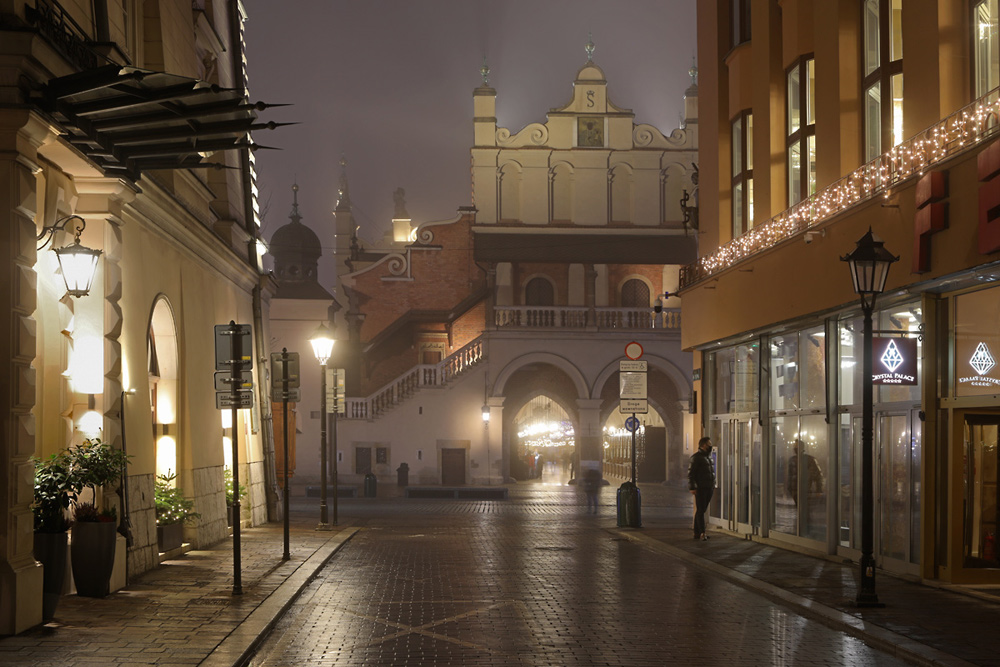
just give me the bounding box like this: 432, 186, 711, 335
37, 215, 102, 298
309, 324, 335, 530
841, 228, 897, 607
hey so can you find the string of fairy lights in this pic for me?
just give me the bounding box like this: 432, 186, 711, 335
680, 90, 1000, 287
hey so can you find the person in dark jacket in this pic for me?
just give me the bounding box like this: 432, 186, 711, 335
688, 436, 716, 540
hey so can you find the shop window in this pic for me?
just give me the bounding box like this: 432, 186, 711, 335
711, 343, 759, 415
955, 288, 1000, 396
787, 57, 816, 206
975, 0, 1000, 98
964, 417, 999, 568
769, 333, 800, 411
731, 111, 754, 238
863, 0, 904, 162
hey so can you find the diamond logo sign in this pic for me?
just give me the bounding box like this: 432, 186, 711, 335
880, 339, 904, 373
970, 342, 996, 376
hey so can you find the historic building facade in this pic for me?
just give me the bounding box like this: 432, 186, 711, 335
317, 51, 699, 493
0, 1, 279, 633
685, 0, 1000, 584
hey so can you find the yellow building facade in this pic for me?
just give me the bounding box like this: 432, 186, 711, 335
685, 0, 1000, 584
0, 1, 278, 633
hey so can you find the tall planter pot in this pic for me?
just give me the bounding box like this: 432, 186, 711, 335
70, 521, 117, 598
33, 532, 68, 620
157, 522, 184, 552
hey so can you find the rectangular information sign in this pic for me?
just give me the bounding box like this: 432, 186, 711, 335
270, 352, 301, 388
619, 371, 648, 399
215, 323, 253, 371
271, 387, 301, 402
619, 399, 648, 414
216, 391, 254, 409
215, 370, 254, 391
619, 360, 647, 372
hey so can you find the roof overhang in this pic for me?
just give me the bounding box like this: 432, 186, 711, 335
35, 65, 285, 179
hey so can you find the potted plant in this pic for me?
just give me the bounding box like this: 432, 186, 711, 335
155, 472, 200, 552
32, 449, 81, 620
67, 438, 129, 598
224, 466, 247, 527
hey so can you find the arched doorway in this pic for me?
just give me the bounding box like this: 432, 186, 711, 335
511, 395, 575, 485
148, 297, 179, 479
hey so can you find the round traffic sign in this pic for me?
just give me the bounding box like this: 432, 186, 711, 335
624, 416, 640, 432
625, 341, 643, 360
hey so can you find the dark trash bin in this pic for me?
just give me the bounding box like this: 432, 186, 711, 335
397, 462, 409, 487
616, 481, 642, 528
363, 472, 377, 498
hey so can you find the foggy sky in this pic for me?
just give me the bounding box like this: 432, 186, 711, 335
243, 1, 697, 289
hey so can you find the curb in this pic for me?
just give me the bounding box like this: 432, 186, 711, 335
612, 529, 976, 667
200, 527, 361, 667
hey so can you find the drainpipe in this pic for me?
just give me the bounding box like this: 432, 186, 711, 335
253, 283, 280, 521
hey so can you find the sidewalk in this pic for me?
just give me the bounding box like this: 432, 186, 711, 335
1, 485, 998, 666
610, 483, 1000, 667
0, 517, 359, 667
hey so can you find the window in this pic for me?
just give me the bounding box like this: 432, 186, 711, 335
863, 0, 904, 162
620, 279, 650, 308
975, 0, 1000, 98
524, 277, 554, 306
731, 0, 751, 48
732, 111, 754, 238
376, 447, 388, 464
787, 57, 816, 206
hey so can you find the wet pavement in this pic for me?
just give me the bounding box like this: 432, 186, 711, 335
0, 478, 996, 666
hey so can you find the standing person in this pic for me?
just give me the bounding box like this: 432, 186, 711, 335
688, 436, 715, 540
581, 465, 602, 514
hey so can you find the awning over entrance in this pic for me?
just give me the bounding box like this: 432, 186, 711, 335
36, 65, 286, 179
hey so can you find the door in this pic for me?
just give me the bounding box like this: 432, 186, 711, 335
875, 409, 920, 573
964, 416, 1000, 568
441, 448, 466, 485
719, 418, 758, 535
355, 447, 372, 475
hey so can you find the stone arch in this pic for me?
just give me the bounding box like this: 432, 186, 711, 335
610, 162, 634, 223
661, 161, 690, 224
492, 352, 589, 403
550, 161, 574, 222
148, 295, 180, 479
498, 161, 522, 222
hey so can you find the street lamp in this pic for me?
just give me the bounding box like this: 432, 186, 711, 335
37, 215, 102, 298
482, 403, 491, 485
841, 227, 898, 607
309, 323, 335, 530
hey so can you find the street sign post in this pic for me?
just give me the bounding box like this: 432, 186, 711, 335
617, 346, 647, 528
270, 352, 301, 388
214, 321, 251, 595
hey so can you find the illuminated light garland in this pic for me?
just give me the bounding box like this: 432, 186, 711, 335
680, 90, 1000, 287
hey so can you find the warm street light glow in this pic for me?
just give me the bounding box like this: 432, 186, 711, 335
38, 215, 102, 298
309, 323, 335, 364
482, 404, 490, 423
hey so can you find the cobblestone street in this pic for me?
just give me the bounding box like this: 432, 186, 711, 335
249, 484, 908, 666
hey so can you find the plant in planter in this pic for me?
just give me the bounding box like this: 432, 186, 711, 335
67, 438, 129, 598
155, 472, 200, 552
31, 449, 81, 620
224, 466, 247, 527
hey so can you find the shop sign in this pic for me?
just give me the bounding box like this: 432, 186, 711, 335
958, 341, 1000, 388
871, 337, 917, 385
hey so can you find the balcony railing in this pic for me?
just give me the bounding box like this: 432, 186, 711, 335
494, 306, 680, 330
680, 88, 1000, 288
344, 336, 483, 420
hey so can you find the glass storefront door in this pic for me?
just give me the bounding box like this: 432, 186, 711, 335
876, 409, 921, 572
964, 416, 1000, 568
720, 418, 759, 535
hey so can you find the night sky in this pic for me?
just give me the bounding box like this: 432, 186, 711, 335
243, 1, 696, 287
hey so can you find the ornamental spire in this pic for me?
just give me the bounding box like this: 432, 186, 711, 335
585, 32, 595, 62
480, 56, 490, 86
337, 155, 352, 210
289, 182, 302, 224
